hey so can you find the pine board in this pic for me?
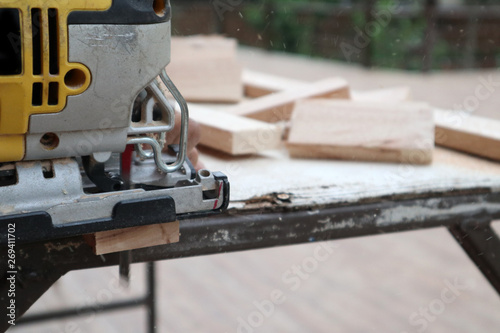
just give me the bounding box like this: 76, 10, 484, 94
351, 86, 411, 103
189, 103, 283, 155
225, 77, 350, 122
286, 99, 434, 164
242, 69, 305, 97
167, 36, 243, 103
434, 108, 500, 161
86, 221, 180, 255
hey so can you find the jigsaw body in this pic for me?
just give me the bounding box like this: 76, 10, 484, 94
0, 0, 229, 244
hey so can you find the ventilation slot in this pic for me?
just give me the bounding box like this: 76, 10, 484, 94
31, 8, 42, 76
48, 8, 59, 75
32, 83, 43, 106
42, 161, 55, 179
48, 82, 59, 105
0, 9, 22, 75
0, 165, 17, 187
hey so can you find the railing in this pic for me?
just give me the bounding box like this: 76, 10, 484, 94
172, 0, 500, 71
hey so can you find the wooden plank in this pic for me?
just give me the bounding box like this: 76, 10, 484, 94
85, 221, 179, 255
281, 86, 410, 141
242, 69, 305, 97
434, 108, 500, 161
225, 77, 350, 122
243, 69, 410, 105
189, 104, 283, 155
171, 35, 238, 60
242, 70, 409, 104
286, 99, 434, 164
167, 36, 243, 103
351, 86, 411, 103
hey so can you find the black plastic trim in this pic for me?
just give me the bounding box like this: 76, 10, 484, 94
0, 196, 176, 246
0, 172, 230, 245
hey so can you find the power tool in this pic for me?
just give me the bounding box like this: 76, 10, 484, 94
0, 0, 229, 245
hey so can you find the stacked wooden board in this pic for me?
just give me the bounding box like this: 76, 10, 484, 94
241, 70, 500, 163
189, 104, 283, 155
434, 108, 500, 161
286, 100, 434, 164
167, 35, 243, 103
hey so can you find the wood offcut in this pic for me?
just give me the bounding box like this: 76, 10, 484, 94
189, 104, 283, 155
168, 36, 243, 103
286, 100, 435, 164
85, 221, 180, 255
434, 109, 500, 161
227, 77, 350, 122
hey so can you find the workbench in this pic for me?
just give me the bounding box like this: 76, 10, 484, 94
2, 45, 500, 331
1, 143, 500, 332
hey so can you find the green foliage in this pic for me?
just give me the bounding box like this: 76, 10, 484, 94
242, 0, 497, 70
369, 9, 427, 69
244, 0, 317, 55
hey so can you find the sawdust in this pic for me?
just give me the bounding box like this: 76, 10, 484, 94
44, 240, 83, 253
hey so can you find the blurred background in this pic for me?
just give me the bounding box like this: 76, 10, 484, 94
172, 0, 500, 71
11, 1, 500, 332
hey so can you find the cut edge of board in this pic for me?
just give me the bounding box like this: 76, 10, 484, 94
287, 142, 433, 165
435, 126, 500, 161
189, 104, 284, 155
86, 221, 180, 255
434, 108, 500, 161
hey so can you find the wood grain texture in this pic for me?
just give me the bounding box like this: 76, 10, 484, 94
286, 99, 434, 164
242, 69, 305, 97
189, 104, 283, 155
168, 36, 243, 103
435, 108, 500, 161
226, 77, 350, 122
86, 221, 179, 255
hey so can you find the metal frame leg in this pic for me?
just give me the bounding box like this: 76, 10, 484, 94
146, 262, 157, 333
0, 268, 64, 332
13, 261, 158, 333
449, 222, 500, 295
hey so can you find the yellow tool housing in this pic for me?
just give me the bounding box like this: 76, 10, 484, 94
0, 0, 111, 162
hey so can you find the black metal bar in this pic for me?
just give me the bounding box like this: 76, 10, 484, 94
146, 262, 157, 333
449, 222, 500, 295
16, 262, 156, 331
17, 297, 148, 324
0, 267, 64, 332
130, 192, 500, 263
119, 250, 132, 284
6, 191, 500, 271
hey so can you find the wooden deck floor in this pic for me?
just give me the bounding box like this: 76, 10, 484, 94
11, 48, 500, 333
